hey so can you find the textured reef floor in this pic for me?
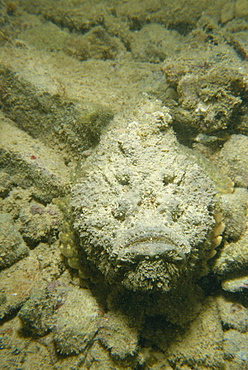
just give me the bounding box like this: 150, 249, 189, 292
0, 0, 248, 369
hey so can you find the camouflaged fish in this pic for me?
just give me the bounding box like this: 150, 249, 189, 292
69, 101, 229, 292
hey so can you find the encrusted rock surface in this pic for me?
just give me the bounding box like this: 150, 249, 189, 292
166, 298, 225, 369
0, 211, 29, 270
53, 287, 103, 356
0, 242, 63, 320
162, 49, 248, 138
213, 228, 248, 278
212, 135, 248, 188
19, 202, 63, 248
0, 113, 71, 201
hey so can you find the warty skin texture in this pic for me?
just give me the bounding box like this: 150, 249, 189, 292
71, 104, 217, 292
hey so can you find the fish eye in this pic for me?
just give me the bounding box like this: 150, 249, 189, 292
162, 172, 175, 186
111, 199, 130, 220
115, 172, 130, 185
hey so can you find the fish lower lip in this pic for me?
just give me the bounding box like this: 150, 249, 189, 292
116, 232, 188, 262
125, 232, 177, 249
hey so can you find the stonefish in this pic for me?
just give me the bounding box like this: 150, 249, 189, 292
70, 100, 226, 292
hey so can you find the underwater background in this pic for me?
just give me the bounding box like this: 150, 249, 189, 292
0, 1, 248, 369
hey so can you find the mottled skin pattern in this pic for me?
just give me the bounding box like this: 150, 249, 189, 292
71, 103, 217, 292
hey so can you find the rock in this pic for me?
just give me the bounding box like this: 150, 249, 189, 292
162, 57, 246, 135
18, 288, 59, 337
235, 0, 248, 18
217, 295, 248, 333
0, 63, 113, 157
221, 2, 235, 24
0, 316, 55, 370
0, 114, 71, 202
97, 312, 139, 364
53, 287, 103, 355
130, 24, 183, 63
18, 281, 95, 340
0, 212, 29, 270
0, 171, 12, 197
212, 135, 248, 188
84, 341, 134, 370
64, 26, 126, 60
19, 0, 225, 35
222, 275, 248, 294
223, 329, 248, 369
160, 17, 248, 141
218, 188, 247, 242
19, 202, 63, 247
166, 298, 225, 369
213, 228, 248, 278
0, 243, 64, 320
18, 281, 139, 365
115, 0, 224, 30
18, 21, 69, 52
1, 188, 32, 220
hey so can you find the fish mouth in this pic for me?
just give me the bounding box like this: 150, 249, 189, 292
115, 230, 190, 263
125, 232, 177, 248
